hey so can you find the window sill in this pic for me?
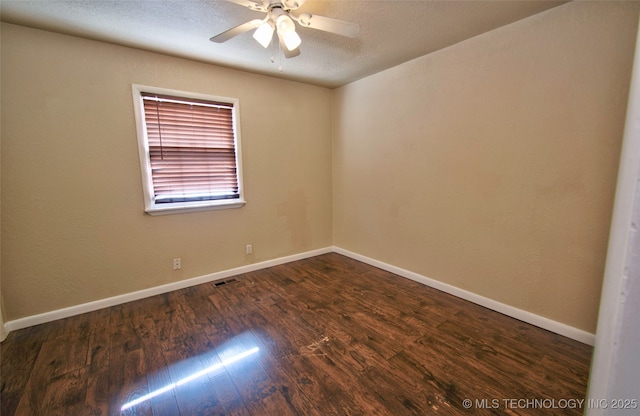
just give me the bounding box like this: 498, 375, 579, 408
144, 199, 246, 216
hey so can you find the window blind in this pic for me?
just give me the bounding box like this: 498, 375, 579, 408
141, 92, 240, 204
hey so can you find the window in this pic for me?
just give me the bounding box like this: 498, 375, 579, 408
132, 85, 245, 215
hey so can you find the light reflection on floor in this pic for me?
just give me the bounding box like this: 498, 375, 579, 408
120, 345, 259, 411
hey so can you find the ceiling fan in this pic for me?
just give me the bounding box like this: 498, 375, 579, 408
210, 0, 359, 58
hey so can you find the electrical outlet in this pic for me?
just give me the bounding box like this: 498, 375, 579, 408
173, 258, 181, 270
245, 244, 253, 255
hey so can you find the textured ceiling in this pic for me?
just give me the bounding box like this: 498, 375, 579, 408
0, 0, 567, 88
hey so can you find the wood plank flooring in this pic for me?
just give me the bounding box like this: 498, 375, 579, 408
1, 253, 593, 415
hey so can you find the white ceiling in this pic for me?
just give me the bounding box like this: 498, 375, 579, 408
0, 0, 567, 88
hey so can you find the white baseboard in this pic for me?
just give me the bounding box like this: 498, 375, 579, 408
332, 246, 595, 346
3, 245, 596, 346
3, 247, 333, 333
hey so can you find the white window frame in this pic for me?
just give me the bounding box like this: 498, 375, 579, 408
132, 84, 246, 215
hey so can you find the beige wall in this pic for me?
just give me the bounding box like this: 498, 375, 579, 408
332, 1, 639, 333
1, 23, 333, 320
0, 63, 4, 337
1, 1, 638, 334
0, 27, 5, 338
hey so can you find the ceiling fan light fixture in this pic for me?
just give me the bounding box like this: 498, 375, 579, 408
275, 14, 295, 34
275, 14, 301, 51
280, 30, 301, 51
253, 21, 274, 48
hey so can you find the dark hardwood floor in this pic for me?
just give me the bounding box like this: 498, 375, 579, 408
1, 253, 593, 415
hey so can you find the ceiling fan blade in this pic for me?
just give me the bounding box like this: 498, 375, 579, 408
279, 36, 301, 58
282, 0, 306, 10
292, 13, 359, 38
210, 19, 264, 43
224, 0, 268, 12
